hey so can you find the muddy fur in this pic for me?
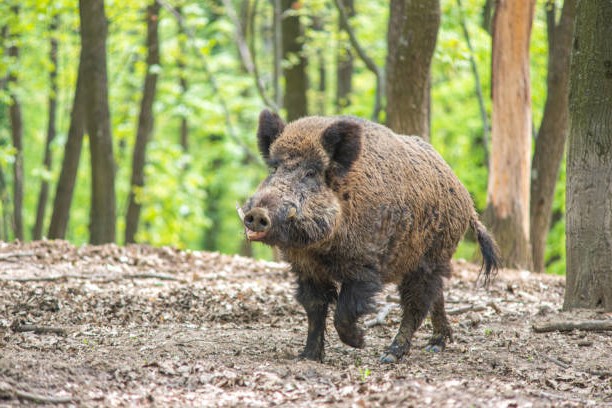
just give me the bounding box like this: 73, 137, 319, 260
241, 110, 500, 363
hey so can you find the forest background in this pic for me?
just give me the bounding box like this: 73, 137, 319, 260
0, 0, 565, 273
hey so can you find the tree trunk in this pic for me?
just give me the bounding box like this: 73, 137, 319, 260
48, 57, 85, 240
336, 0, 354, 112
530, 0, 576, 273
385, 0, 440, 141
273, 0, 283, 109
0, 25, 10, 240
7, 6, 24, 241
457, 0, 489, 165
33, 16, 59, 241
125, 2, 161, 244
484, 0, 535, 270
177, 6, 188, 152
80, 0, 116, 244
564, 0, 612, 311
281, 0, 308, 121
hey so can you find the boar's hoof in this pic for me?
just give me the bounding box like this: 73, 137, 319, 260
425, 334, 448, 353
425, 344, 443, 353
379, 342, 409, 364
298, 349, 324, 362
379, 353, 399, 364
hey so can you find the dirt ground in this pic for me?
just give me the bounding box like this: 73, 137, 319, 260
0, 241, 610, 407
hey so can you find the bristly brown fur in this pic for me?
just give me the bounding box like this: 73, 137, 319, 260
243, 112, 500, 363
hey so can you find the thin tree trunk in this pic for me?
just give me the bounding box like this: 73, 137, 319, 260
80, 0, 116, 244
484, 0, 535, 271
481, 0, 494, 34
125, 2, 161, 244
0, 25, 9, 240
0, 168, 9, 240
313, 16, 326, 115
273, 0, 283, 110
336, 0, 354, 112
385, 0, 440, 141
457, 0, 489, 165
564, 0, 612, 311
8, 6, 23, 241
33, 16, 60, 240
48, 59, 85, 240
334, 0, 382, 121
176, 6, 188, 152
281, 0, 308, 121
530, 0, 576, 273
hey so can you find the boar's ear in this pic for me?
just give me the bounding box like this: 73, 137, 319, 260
257, 109, 285, 159
321, 119, 362, 179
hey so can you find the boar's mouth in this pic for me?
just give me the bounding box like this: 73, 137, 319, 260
237, 203, 272, 242
245, 229, 268, 241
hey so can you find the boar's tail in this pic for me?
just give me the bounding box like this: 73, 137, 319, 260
470, 214, 501, 286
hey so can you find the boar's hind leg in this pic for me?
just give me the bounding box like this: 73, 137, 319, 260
296, 278, 337, 362
380, 263, 441, 364
334, 280, 381, 348
425, 288, 453, 353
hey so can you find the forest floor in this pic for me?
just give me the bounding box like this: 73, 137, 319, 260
0, 241, 610, 407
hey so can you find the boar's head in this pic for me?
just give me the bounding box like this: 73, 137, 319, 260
239, 109, 362, 249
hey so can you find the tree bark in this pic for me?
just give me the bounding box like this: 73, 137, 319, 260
273, 0, 282, 110
33, 16, 59, 241
385, 0, 440, 141
336, 0, 354, 112
125, 2, 161, 244
530, 0, 576, 273
7, 6, 24, 241
281, 0, 307, 121
484, 0, 535, 270
80, 0, 116, 244
0, 25, 10, 240
176, 6, 189, 152
48, 57, 85, 240
564, 0, 612, 311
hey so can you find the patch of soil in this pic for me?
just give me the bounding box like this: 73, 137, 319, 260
0, 241, 610, 407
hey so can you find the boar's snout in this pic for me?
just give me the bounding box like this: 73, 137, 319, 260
243, 207, 271, 241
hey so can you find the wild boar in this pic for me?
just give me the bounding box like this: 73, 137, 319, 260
238, 110, 500, 363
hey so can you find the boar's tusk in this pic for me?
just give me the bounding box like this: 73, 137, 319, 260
236, 203, 245, 222
287, 207, 297, 219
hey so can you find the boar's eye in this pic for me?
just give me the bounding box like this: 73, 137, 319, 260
304, 168, 317, 179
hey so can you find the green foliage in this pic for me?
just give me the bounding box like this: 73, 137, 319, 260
0, 0, 565, 273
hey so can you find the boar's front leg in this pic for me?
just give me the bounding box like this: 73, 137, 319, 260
380, 262, 441, 363
296, 278, 337, 361
334, 280, 381, 348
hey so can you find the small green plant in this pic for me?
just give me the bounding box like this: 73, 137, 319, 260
358, 367, 371, 382
484, 328, 493, 337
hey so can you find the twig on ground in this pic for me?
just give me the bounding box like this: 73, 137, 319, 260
532, 320, 612, 333
0, 381, 75, 404
536, 352, 570, 369
0, 251, 35, 261
10, 321, 67, 336
487, 301, 502, 314
365, 303, 397, 327
0, 273, 185, 283
531, 390, 594, 405
123, 273, 184, 282
587, 368, 612, 378
447, 305, 487, 316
